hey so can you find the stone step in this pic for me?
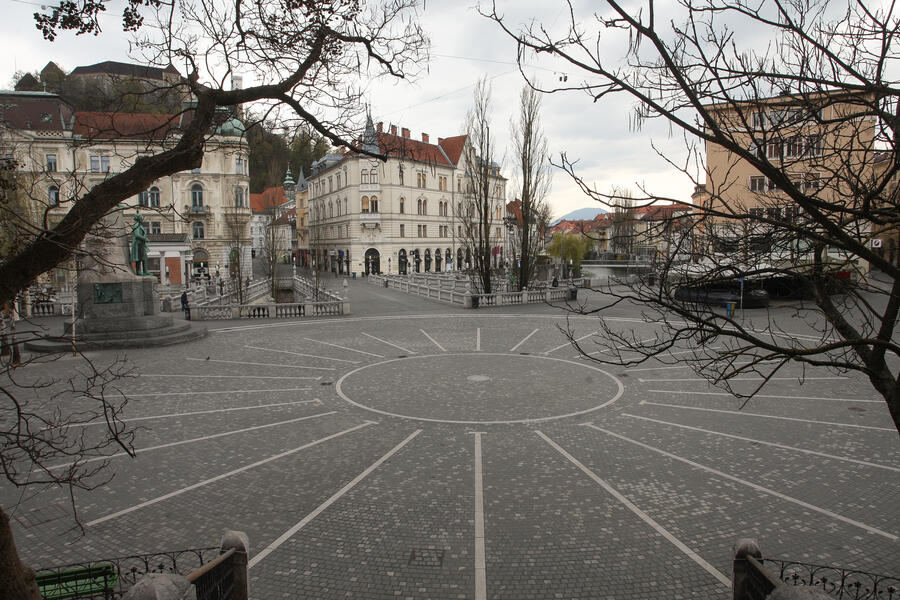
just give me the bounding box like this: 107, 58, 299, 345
25, 324, 207, 352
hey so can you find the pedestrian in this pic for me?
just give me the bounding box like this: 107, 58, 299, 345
180, 290, 188, 311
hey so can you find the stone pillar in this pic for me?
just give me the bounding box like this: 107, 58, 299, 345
733, 538, 762, 600
220, 530, 249, 600
121, 574, 196, 600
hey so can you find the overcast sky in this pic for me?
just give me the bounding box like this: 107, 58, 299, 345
1, 0, 697, 219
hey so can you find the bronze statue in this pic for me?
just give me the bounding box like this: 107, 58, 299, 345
130, 212, 150, 276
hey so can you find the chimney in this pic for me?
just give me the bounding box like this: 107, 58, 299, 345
401, 127, 410, 138
377, 121, 383, 132
390, 124, 397, 135
421, 132, 429, 143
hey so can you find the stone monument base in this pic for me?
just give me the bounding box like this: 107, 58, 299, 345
26, 278, 206, 352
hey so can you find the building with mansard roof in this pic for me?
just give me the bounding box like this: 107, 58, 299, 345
0, 89, 250, 289
306, 117, 507, 276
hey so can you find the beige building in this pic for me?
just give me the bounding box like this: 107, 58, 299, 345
306, 118, 507, 276
0, 90, 250, 288
693, 92, 876, 268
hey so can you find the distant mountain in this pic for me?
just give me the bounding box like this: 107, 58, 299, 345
551, 207, 607, 224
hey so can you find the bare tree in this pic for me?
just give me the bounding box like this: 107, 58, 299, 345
0, 2, 428, 597
222, 203, 250, 305
486, 0, 900, 435
510, 86, 552, 289
460, 78, 503, 294
608, 190, 636, 256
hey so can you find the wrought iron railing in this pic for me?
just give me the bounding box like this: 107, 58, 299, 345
35, 547, 220, 599
761, 557, 899, 600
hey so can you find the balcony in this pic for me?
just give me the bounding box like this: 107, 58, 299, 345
359, 212, 381, 228
186, 204, 210, 215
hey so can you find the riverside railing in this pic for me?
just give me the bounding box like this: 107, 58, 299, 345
368, 274, 579, 307
193, 298, 347, 320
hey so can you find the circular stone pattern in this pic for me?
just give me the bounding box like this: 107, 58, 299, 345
336, 353, 623, 424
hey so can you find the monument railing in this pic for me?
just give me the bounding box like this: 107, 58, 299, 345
34, 546, 221, 599
293, 274, 342, 302
733, 539, 898, 600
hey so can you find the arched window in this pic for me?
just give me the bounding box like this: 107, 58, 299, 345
417, 199, 422, 215
445, 248, 452, 266
336, 201, 341, 217
361, 170, 369, 184
422, 199, 427, 215
138, 190, 149, 207
399, 197, 405, 214
328, 201, 333, 218
192, 221, 204, 239
344, 198, 348, 214
235, 187, 245, 207
191, 183, 203, 207
149, 186, 160, 207
370, 168, 378, 184
370, 196, 379, 213
361, 196, 370, 213
457, 248, 464, 269
48, 185, 59, 206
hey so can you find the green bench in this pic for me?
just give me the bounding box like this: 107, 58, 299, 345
36, 564, 118, 600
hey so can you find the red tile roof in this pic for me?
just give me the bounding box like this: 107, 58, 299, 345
73, 111, 181, 140
250, 186, 287, 213
0, 92, 74, 131
272, 208, 296, 226
346, 131, 468, 167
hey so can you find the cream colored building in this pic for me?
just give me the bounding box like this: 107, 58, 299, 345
306, 118, 507, 276
0, 90, 251, 288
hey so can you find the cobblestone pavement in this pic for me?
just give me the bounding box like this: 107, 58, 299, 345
3, 280, 899, 599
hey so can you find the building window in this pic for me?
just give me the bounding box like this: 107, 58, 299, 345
749, 176, 767, 192
192, 221, 204, 239
786, 136, 804, 158
138, 190, 149, 206
399, 167, 404, 185
361, 196, 370, 213
235, 187, 245, 207
748, 207, 764, 219
235, 157, 247, 174
46, 154, 57, 172
48, 185, 59, 206
422, 199, 427, 215
399, 197, 405, 213
766, 142, 782, 160
805, 172, 822, 190
370, 169, 378, 184
336, 173, 341, 188
149, 186, 160, 207
90, 155, 110, 173
806, 135, 822, 157
370, 196, 379, 213
191, 184, 203, 207
329, 201, 334, 218
400, 224, 405, 237
150, 221, 161, 234
362, 170, 369, 184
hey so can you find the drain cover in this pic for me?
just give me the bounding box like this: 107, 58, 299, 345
14, 503, 68, 529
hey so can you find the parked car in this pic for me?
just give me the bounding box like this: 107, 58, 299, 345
673, 286, 770, 308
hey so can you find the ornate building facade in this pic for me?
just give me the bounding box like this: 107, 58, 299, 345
0, 90, 251, 288
306, 119, 507, 276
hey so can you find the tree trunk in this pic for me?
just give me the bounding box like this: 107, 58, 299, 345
0, 505, 41, 600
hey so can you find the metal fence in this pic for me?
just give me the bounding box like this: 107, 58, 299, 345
761, 557, 899, 600
35, 547, 220, 600
187, 548, 236, 600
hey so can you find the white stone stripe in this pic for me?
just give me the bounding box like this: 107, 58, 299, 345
639, 376, 848, 383
643, 401, 892, 430
187, 357, 335, 371
626, 365, 692, 372
536, 431, 731, 587
362, 332, 416, 354
476, 328, 481, 352
622, 413, 900, 473
582, 423, 898, 540
67, 399, 322, 427
543, 331, 598, 355
303, 337, 384, 358
137, 374, 320, 380
123, 388, 312, 398
474, 432, 487, 600
248, 429, 422, 569
51, 411, 338, 470
245, 345, 359, 364
646, 390, 882, 404
509, 329, 539, 352
86, 421, 375, 527
420, 329, 446, 352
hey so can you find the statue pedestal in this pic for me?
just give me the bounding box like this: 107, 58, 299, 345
26, 210, 206, 352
